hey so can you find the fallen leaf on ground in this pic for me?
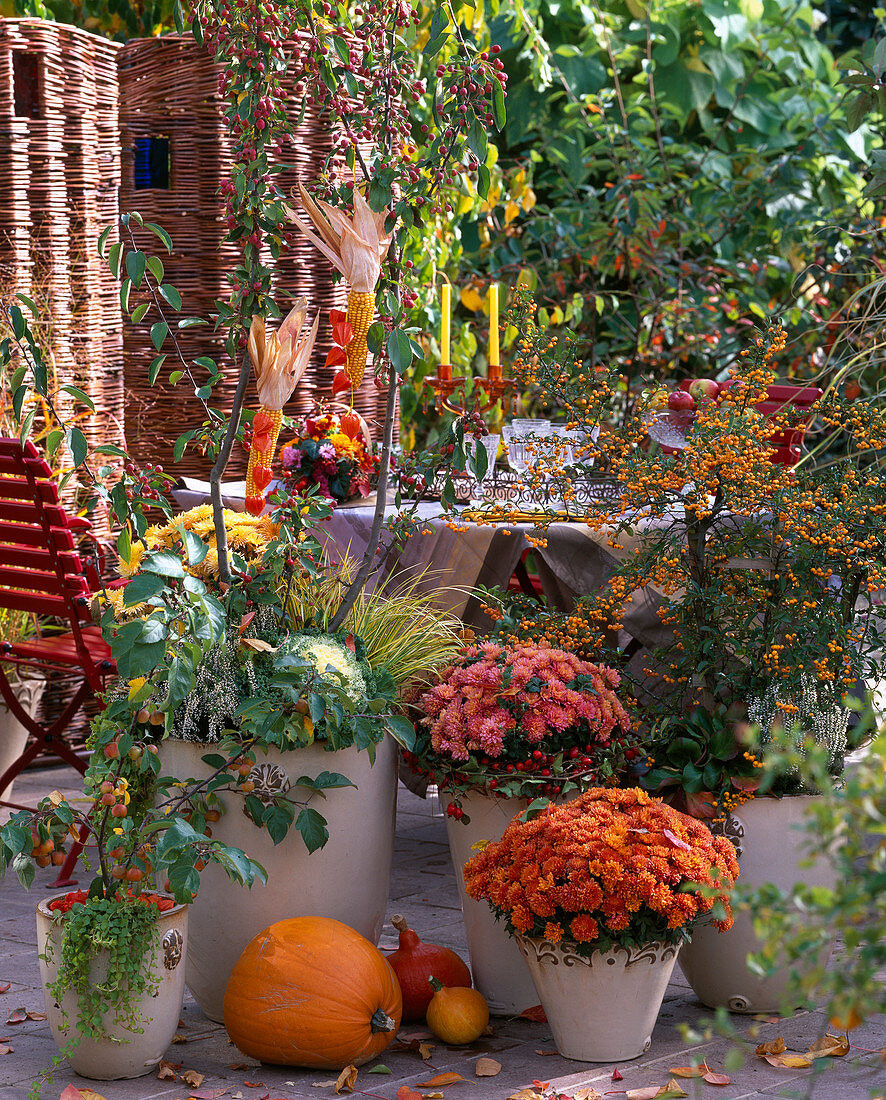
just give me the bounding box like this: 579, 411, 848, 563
807, 1034, 850, 1058
77, 1090, 109, 1100
188, 1090, 229, 1099
475, 1057, 501, 1077
230, 1063, 255, 1070
755, 1037, 786, 1055
534, 1048, 558, 1056
180, 1069, 205, 1087
334, 1065, 358, 1094
753, 1014, 781, 1024
396, 1088, 423, 1100
626, 1083, 687, 1100
243, 1083, 264, 1089
573, 1089, 603, 1099
762, 1053, 812, 1068
157, 1059, 181, 1079
397, 1028, 435, 1040
367, 1064, 391, 1074
391, 1037, 435, 1060
25, 1010, 46, 1021
6, 1008, 26, 1024
507, 1091, 542, 1100
311, 1082, 337, 1089
611, 1068, 624, 1081
58, 1090, 107, 1100
702, 1068, 730, 1085
0, 1044, 11, 1055
668, 1065, 704, 1078
232, 1093, 244, 1099
0, 983, 9, 994
519, 1005, 547, 1023
414, 1073, 465, 1087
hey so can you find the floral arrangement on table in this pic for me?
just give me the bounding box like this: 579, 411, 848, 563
404, 640, 639, 821
463, 787, 739, 953
279, 407, 381, 505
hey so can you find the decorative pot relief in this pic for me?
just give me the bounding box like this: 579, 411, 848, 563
520, 938, 679, 970
245, 762, 291, 807
163, 928, 184, 971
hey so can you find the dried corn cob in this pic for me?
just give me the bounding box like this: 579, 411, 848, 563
245, 407, 283, 516
345, 290, 375, 388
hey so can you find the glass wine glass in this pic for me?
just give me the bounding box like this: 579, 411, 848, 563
503, 420, 552, 503
466, 433, 500, 505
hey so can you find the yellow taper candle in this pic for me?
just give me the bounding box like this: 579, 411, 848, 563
488, 282, 500, 379
440, 281, 451, 380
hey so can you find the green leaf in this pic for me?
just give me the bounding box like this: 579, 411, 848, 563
477, 163, 491, 200
262, 801, 295, 845
120, 277, 131, 314
65, 427, 88, 467
108, 241, 122, 278
164, 658, 194, 708
122, 571, 167, 606
368, 1065, 391, 1075
15, 293, 38, 318
386, 329, 413, 375
146, 255, 165, 284
367, 320, 386, 356
59, 384, 95, 412
173, 429, 196, 461
145, 222, 173, 253
169, 371, 184, 384
385, 714, 416, 751
159, 284, 182, 311
142, 550, 185, 578
182, 528, 209, 566
150, 321, 169, 351
97, 224, 113, 259
178, 317, 208, 329
126, 250, 147, 289
173, 0, 184, 34
295, 807, 329, 853
131, 302, 151, 324
331, 34, 350, 63
492, 78, 506, 130
148, 354, 166, 385
45, 428, 64, 457
295, 770, 356, 791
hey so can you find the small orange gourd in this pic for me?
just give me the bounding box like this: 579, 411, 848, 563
425, 975, 489, 1045
223, 916, 403, 1069
386, 914, 472, 1021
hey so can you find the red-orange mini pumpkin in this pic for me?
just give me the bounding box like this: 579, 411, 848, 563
223, 916, 403, 1068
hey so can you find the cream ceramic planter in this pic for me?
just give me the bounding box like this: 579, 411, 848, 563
515, 937, 680, 1061
679, 795, 836, 1013
162, 736, 398, 1022
36, 894, 187, 1080
445, 790, 541, 1014
0, 678, 43, 802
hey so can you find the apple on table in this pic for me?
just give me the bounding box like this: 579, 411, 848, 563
687, 378, 721, 402
667, 390, 696, 412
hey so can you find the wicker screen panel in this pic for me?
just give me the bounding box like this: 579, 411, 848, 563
0, 19, 123, 536
119, 33, 390, 478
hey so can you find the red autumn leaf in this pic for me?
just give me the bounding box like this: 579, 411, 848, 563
238, 611, 256, 634
396, 1089, 422, 1100
189, 1090, 229, 1099
662, 829, 690, 851
325, 346, 348, 369
243, 1083, 265, 1088
518, 1004, 547, 1022
611, 1068, 624, 1080
59, 1088, 87, 1100
413, 1072, 465, 1086
331, 371, 352, 395
331, 319, 354, 347
6, 1009, 26, 1024
345, 634, 356, 652
0, 983, 9, 993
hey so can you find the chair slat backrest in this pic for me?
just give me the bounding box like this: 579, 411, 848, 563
0, 439, 98, 629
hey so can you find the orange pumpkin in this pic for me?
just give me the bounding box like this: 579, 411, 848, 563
223, 916, 403, 1068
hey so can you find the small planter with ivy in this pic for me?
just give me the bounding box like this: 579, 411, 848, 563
0, 732, 265, 1095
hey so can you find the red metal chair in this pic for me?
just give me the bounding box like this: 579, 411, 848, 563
679, 382, 822, 465
0, 438, 116, 879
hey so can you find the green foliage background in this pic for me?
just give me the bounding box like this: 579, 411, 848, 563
5, 0, 883, 444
